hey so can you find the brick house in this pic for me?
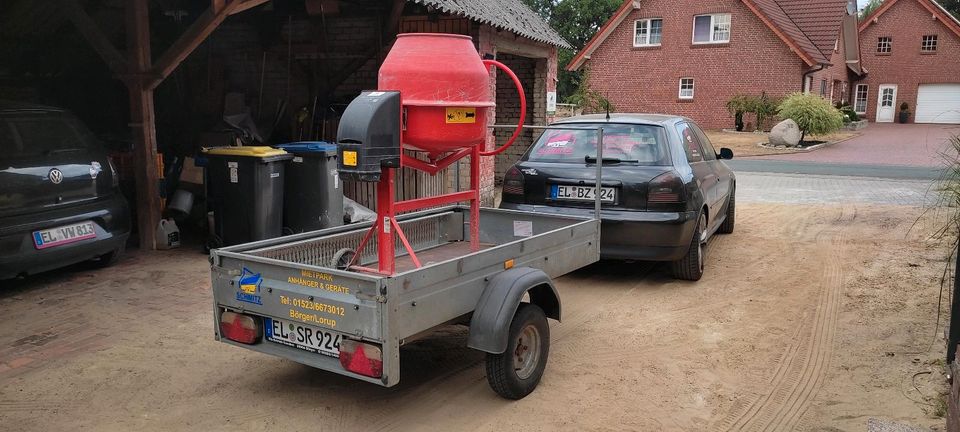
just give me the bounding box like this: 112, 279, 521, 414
856, 0, 960, 123
567, 0, 865, 129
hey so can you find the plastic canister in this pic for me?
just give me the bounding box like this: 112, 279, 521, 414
156, 218, 181, 250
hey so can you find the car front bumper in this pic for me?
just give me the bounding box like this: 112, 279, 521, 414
499, 203, 698, 261
0, 194, 131, 279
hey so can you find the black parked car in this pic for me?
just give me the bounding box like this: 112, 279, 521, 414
0, 101, 130, 279
500, 114, 735, 281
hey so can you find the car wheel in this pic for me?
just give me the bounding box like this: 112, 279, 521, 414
671, 211, 706, 281
89, 244, 124, 269
718, 186, 735, 234
485, 303, 550, 400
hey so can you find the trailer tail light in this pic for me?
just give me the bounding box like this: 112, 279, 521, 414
339, 339, 383, 378
503, 166, 525, 196
220, 311, 260, 344
648, 171, 685, 204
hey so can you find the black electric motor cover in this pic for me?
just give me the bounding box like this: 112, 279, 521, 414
337, 91, 401, 182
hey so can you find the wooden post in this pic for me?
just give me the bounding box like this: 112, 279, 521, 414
126, 0, 161, 250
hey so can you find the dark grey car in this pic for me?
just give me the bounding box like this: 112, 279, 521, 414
0, 101, 130, 279
499, 114, 736, 281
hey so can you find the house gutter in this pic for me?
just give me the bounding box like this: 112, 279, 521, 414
801, 64, 827, 92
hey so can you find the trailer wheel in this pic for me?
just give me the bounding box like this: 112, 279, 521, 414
485, 303, 550, 400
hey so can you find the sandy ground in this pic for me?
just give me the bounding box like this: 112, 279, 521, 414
705, 130, 861, 157
0, 202, 953, 431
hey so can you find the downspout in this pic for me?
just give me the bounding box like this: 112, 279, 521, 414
802, 64, 827, 93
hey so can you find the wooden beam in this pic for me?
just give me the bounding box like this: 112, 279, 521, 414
126, 0, 161, 250
146, 0, 261, 89
230, 0, 271, 16
383, 0, 406, 39
62, 0, 126, 75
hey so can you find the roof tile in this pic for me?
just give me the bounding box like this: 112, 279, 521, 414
411, 0, 572, 49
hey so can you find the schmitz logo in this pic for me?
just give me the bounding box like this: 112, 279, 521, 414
236, 267, 263, 305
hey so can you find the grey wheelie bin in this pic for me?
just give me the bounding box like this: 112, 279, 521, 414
203, 146, 293, 247
275, 142, 344, 233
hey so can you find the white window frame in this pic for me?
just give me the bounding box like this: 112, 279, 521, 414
692, 14, 731, 44
854, 84, 868, 114
633, 18, 663, 47
804, 76, 813, 94
679, 78, 695, 99
921, 35, 938, 52
877, 36, 892, 53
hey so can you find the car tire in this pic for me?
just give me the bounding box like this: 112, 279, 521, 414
718, 187, 735, 234
671, 211, 705, 281
485, 303, 550, 400
90, 244, 124, 269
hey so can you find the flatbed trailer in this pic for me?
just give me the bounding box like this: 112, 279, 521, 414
210, 205, 600, 398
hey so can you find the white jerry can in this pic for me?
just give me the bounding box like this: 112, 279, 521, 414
156, 218, 181, 250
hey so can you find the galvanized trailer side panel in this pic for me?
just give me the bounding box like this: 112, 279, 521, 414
210, 207, 600, 388
387, 216, 599, 339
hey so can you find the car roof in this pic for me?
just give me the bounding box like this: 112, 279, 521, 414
0, 100, 65, 113
552, 113, 689, 126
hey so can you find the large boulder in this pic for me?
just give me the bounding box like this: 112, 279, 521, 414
769, 119, 802, 147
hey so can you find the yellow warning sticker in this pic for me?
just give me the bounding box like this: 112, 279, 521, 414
445, 107, 477, 124
343, 151, 358, 167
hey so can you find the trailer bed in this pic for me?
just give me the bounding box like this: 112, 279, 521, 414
210, 206, 599, 387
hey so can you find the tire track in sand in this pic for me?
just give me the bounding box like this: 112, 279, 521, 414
716, 213, 846, 432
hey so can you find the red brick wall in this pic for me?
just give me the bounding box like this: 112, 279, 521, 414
495, 53, 538, 181
809, 25, 853, 105
583, 0, 809, 129
857, 0, 960, 123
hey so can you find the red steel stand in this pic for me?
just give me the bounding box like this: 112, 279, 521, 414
347, 59, 524, 276
347, 147, 480, 275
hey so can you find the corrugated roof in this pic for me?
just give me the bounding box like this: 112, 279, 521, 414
411, 0, 572, 49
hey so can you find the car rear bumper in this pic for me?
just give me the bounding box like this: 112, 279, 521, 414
0, 194, 131, 279
499, 203, 697, 261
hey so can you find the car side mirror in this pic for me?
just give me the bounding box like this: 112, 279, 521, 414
719, 148, 734, 160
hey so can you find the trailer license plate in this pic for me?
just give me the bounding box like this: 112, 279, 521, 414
33, 221, 97, 249
264, 317, 340, 358
551, 185, 615, 203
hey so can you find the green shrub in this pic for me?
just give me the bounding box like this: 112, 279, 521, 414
726, 94, 750, 131
746, 92, 779, 132
837, 105, 859, 123
777, 93, 844, 142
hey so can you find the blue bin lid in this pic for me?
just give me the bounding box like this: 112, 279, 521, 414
275, 141, 337, 155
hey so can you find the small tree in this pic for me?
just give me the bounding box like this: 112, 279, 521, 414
568, 67, 615, 113
726, 95, 750, 131
747, 92, 780, 132
777, 93, 844, 143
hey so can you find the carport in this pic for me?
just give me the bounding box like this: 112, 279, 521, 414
0, 0, 567, 250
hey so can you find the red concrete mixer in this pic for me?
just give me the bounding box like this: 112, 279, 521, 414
337, 33, 526, 275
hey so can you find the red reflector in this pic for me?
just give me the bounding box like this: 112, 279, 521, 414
339, 339, 383, 378
648, 192, 682, 203
220, 311, 260, 344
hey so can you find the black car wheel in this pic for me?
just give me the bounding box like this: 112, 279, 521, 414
718, 187, 735, 234
671, 211, 706, 281
485, 303, 550, 400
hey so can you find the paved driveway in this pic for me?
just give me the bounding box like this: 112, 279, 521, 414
746, 123, 960, 167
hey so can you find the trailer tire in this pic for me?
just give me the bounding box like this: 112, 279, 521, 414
485, 303, 550, 400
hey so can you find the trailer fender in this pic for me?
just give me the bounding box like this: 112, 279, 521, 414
467, 267, 561, 354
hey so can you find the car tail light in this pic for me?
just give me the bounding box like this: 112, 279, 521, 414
339, 339, 383, 378
219, 311, 260, 344
648, 171, 685, 204
503, 166, 524, 196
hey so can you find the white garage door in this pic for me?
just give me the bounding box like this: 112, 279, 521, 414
916, 84, 960, 124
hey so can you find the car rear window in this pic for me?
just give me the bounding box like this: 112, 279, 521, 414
0, 112, 95, 160
524, 123, 669, 165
